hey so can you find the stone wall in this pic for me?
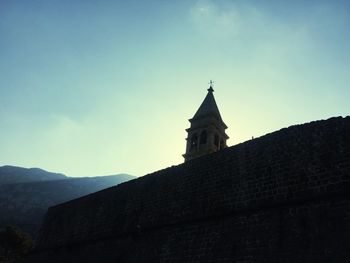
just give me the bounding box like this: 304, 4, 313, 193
28, 117, 350, 262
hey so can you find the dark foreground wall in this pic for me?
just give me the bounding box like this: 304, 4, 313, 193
27, 117, 350, 262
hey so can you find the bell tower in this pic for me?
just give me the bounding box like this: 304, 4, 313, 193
183, 82, 229, 162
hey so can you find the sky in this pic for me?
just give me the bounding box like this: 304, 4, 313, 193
0, 0, 349, 177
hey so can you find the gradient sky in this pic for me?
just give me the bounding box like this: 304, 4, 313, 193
0, 0, 349, 177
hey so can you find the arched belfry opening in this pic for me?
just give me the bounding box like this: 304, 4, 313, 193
183, 82, 229, 162
200, 130, 207, 144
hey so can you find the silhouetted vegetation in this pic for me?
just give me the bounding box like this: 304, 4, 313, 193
0, 226, 33, 263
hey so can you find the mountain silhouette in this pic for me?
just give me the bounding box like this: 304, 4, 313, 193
0, 166, 135, 236
0, 166, 66, 185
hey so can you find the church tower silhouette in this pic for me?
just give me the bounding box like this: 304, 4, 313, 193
183, 82, 229, 162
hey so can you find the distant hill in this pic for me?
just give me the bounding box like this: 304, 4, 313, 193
0, 165, 66, 185
0, 166, 135, 236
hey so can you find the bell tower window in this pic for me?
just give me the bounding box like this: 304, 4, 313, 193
190, 133, 198, 151
200, 130, 207, 144
220, 140, 225, 150
214, 134, 219, 148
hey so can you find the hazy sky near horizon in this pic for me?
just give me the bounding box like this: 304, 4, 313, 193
0, 0, 349, 177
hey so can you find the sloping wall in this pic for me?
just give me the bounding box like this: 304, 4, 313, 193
28, 117, 350, 262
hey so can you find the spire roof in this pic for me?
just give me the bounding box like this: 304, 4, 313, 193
192, 85, 223, 122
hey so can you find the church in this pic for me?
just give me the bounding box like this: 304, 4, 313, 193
26, 84, 350, 262
183, 82, 229, 162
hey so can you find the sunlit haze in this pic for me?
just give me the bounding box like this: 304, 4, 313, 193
1, 0, 349, 177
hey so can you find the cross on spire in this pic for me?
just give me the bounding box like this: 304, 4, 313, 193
208, 80, 214, 92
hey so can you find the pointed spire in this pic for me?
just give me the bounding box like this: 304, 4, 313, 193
192, 81, 223, 122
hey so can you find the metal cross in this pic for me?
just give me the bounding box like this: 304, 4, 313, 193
207, 80, 214, 92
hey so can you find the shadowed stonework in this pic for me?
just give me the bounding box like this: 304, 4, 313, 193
27, 116, 350, 262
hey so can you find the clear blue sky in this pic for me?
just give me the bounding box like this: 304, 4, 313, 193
0, 0, 349, 177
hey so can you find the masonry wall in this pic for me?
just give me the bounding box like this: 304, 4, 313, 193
28, 117, 350, 262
